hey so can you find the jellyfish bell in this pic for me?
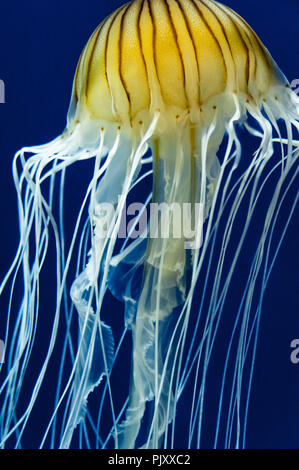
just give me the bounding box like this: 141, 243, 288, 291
0, 0, 298, 450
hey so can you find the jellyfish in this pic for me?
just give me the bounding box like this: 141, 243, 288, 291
0, 0, 298, 449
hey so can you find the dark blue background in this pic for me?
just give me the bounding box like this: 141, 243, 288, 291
0, 0, 298, 448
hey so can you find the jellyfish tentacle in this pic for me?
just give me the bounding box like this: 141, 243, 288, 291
183, 95, 298, 448
59, 129, 126, 448
118, 125, 191, 448
60, 114, 159, 448
0, 152, 70, 446
0, 127, 114, 448
0, 135, 73, 446
117, 109, 226, 448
